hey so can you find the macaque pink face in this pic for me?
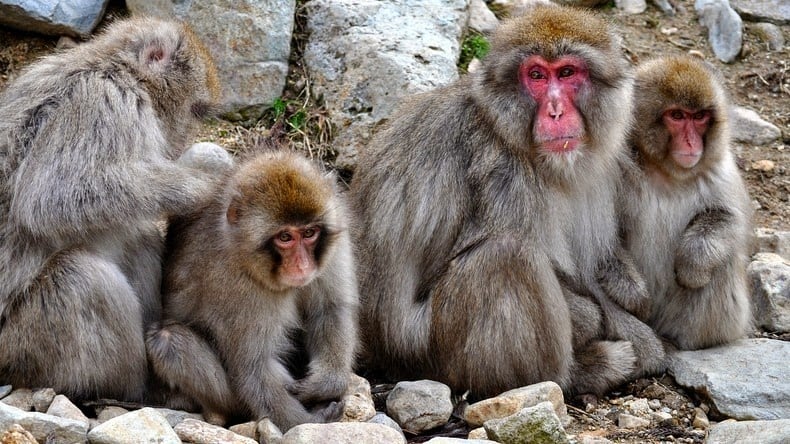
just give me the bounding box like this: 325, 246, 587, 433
273, 225, 321, 288
520, 55, 588, 154
662, 108, 710, 169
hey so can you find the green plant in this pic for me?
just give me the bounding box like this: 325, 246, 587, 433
459, 32, 490, 72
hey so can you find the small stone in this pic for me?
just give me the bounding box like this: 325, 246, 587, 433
469, 0, 499, 34
1, 389, 33, 411
229, 421, 258, 440
88, 407, 179, 444
647, 399, 661, 410
730, 106, 782, 145
0, 424, 37, 444
625, 398, 651, 416
368, 412, 404, 436
31, 388, 56, 413
386, 380, 453, 433
46, 395, 89, 425
617, 413, 650, 429
468, 427, 488, 439
464, 381, 568, 427
341, 373, 376, 422
751, 22, 785, 51
661, 27, 679, 34
0, 402, 88, 443
258, 418, 283, 444
578, 436, 614, 444
692, 408, 710, 429
174, 418, 257, 444
153, 408, 203, 428
751, 160, 776, 172
0, 386, 12, 399
615, 0, 647, 14
484, 401, 569, 444
650, 411, 674, 423
281, 422, 406, 444
96, 406, 129, 424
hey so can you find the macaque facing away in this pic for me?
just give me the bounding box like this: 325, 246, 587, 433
147, 151, 359, 430
0, 17, 220, 401
622, 55, 753, 350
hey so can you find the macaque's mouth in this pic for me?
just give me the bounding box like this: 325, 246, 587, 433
671, 151, 702, 169
541, 137, 581, 153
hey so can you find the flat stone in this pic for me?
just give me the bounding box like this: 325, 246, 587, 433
706, 419, 790, 443
0, 402, 87, 443
464, 381, 568, 427
731, 0, 790, 25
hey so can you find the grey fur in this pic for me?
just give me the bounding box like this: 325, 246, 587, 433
0, 17, 220, 401
622, 56, 753, 350
351, 5, 660, 398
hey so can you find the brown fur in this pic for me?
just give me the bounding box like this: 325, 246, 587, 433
147, 150, 359, 431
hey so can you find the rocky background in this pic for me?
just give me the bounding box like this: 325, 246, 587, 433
0, 0, 788, 443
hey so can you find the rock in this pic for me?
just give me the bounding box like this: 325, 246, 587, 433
706, 419, 790, 443
668, 338, 790, 420
257, 418, 283, 444
126, 0, 295, 111
552, 0, 609, 6
483, 401, 569, 444
368, 412, 404, 436
179, 142, 235, 173
0, 0, 108, 37
731, 0, 790, 26
341, 373, 376, 422
386, 380, 453, 433
615, 0, 647, 14
469, 0, 499, 34
0, 386, 11, 399
624, 398, 651, 416
174, 418, 257, 444
651, 0, 676, 15
695, 0, 743, 63
748, 253, 790, 333
87, 407, 179, 444
750, 22, 785, 51
617, 413, 650, 429
751, 160, 776, 172
424, 438, 497, 443
729, 106, 782, 145
0, 424, 37, 444
96, 406, 129, 424
578, 436, 614, 444
45, 395, 89, 425
153, 407, 204, 428
464, 381, 568, 427
692, 407, 709, 429
30, 388, 56, 413
753, 228, 790, 258
281, 422, 406, 444
468, 427, 488, 439
229, 421, 258, 440
1, 389, 33, 411
0, 402, 87, 443
304, 0, 468, 170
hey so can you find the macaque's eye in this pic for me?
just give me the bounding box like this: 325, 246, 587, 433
693, 111, 708, 120
303, 228, 317, 238
558, 66, 575, 78
529, 70, 545, 80
670, 110, 685, 120
278, 232, 293, 243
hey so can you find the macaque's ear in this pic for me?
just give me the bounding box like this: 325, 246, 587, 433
139, 39, 175, 74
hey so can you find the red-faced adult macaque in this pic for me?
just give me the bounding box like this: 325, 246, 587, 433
351, 4, 663, 399
147, 151, 359, 431
622, 55, 753, 350
0, 17, 220, 401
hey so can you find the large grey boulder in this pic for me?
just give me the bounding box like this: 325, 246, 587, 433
731, 0, 790, 26
304, 0, 470, 171
706, 419, 790, 444
0, 401, 87, 443
0, 0, 108, 37
695, 0, 743, 63
126, 0, 295, 111
668, 338, 790, 420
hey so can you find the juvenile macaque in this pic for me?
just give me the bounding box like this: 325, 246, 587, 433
351, 4, 661, 398
622, 55, 753, 350
147, 151, 359, 430
0, 17, 220, 401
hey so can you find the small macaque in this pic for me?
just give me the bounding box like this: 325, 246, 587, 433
0, 17, 220, 401
147, 151, 359, 430
622, 55, 753, 350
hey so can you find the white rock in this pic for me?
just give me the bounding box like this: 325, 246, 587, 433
706, 418, 790, 444
616, 0, 648, 14
695, 0, 743, 63
281, 422, 406, 444
748, 253, 790, 333
729, 106, 782, 145
0, 401, 87, 443
464, 381, 568, 427
469, 0, 499, 34
46, 395, 89, 425
617, 413, 650, 429
87, 407, 179, 444
341, 373, 376, 422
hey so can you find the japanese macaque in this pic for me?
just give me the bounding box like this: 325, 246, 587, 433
351, 4, 663, 399
0, 17, 220, 401
621, 55, 753, 350
147, 151, 359, 430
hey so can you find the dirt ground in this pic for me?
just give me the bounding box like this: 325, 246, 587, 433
0, 2, 786, 443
